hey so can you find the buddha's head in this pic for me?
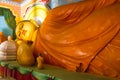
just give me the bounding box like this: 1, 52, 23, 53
15, 20, 38, 42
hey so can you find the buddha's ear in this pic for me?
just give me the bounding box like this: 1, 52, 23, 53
30, 19, 39, 28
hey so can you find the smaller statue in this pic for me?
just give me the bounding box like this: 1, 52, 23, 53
37, 53, 44, 69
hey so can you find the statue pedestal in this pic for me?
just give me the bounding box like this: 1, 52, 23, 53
0, 61, 116, 80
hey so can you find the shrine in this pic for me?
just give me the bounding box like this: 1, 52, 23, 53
0, 0, 120, 80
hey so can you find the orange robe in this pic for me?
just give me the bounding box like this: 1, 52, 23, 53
34, 0, 120, 78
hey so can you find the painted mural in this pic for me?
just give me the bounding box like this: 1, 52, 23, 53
0, 7, 16, 39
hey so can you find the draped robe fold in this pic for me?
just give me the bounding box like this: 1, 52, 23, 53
34, 0, 120, 78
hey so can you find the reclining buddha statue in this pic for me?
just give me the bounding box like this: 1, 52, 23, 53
16, 0, 120, 78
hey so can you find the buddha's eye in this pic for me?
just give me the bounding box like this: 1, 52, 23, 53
16, 23, 24, 38
19, 23, 24, 29
18, 32, 21, 37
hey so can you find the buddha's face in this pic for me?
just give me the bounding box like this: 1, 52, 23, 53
16, 21, 37, 41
